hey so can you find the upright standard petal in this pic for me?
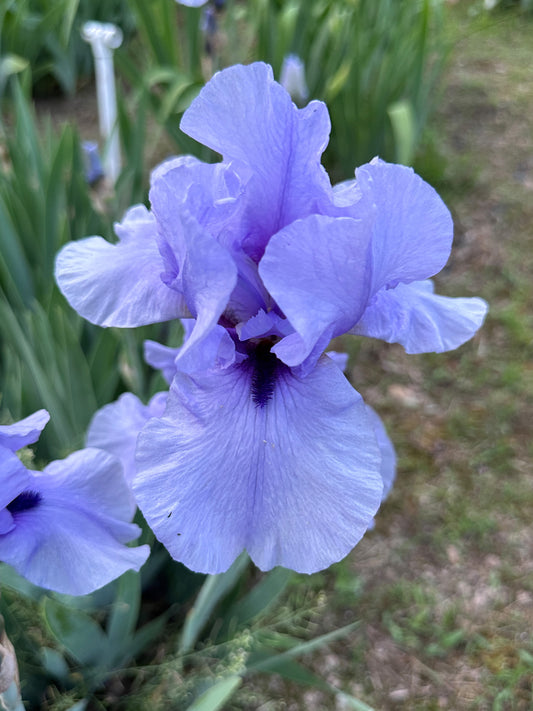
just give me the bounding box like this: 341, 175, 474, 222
0, 449, 149, 595
351, 280, 489, 354
150, 156, 243, 249
260, 214, 372, 368
353, 159, 454, 294
171, 212, 238, 369
55, 205, 187, 327
134, 356, 383, 575
181, 63, 334, 260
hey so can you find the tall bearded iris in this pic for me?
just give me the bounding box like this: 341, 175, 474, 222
56, 63, 487, 575
0, 411, 149, 594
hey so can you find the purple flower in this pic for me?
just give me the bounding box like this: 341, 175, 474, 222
87, 391, 167, 494
55, 63, 487, 575
0, 411, 149, 595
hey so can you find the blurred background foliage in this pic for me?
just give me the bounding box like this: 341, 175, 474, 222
1, 0, 530, 709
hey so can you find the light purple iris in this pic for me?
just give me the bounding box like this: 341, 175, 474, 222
55, 63, 487, 575
0, 410, 149, 595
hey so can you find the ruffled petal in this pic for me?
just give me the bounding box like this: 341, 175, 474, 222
133, 356, 383, 575
236, 309, 292, 341
172, 213, 238, 369
350, 279, 489, 354
55, 205, 187, 327
87, 392, 167, 488
0, 409, 50, 451
0, 449, 149, 595
353, 160, 454, 294
151, 158, 269, 321
177, 324, 236, 374
259, 214, 372, 367
150, 156, 243, 248
180, 63, 334, 261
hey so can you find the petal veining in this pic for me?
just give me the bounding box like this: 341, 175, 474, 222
350, 279, 489, 353
181, 62, 334, 260
87, 392, 167, 488
260, 214, 373, 367
133, 355, 383, 574
0, 449, 149, 595
55, 205, 187, 327
353, 159, 454, 295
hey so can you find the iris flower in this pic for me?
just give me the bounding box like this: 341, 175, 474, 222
56, 63, 487, 575
0, 410, 149, 595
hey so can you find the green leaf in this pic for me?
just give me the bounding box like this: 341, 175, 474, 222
0, 54, 29, 79
43, 598, 107, 668
40, 647, 70, 684
0, 564, 46, 602
216, 567, 293, 640
0, 197, 34, 306
126, 614, 169, 662
248, 651, 330, 690
185, 675, 242, 711
106, 571, 141, 648
388, 99, 416, 166
250, 622, 360, 671
159, 78, 200, 123
59, 0, 80, 47
179, 553, 249, 655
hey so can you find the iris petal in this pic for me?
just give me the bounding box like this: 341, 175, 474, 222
350, 279, 488, 353
0, 449, 149, 595
260, 214, 372, 368
87, 392, 167, 488
55, 205, 187, 327
150, 156, 243, 248
353, 159, 454, 294
0, 409, 49, 451
133, 355, 383, 575
181, 62, 334, 261
0, 449, 32, 534
173, 213, 238, 369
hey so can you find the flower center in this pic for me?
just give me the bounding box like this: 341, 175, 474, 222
7, 490, 42, 514
247, 340, 285, 408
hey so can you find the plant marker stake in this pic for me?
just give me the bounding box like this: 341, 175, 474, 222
81, 22, 123, 183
